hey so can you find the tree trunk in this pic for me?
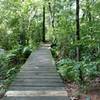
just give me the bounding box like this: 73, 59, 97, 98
42, 5, 46, 42
76, 0, 80, 61
76, 0, 83, 84
48, 2, 55, 29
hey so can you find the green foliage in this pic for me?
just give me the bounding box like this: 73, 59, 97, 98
0, 0, 41, 96
0, 54, 8, 79
57, 59, 80, 82
6, 46, 23, 64
0, 46, 32, 95
6, 67, 16, 78
0, 0, 100, 95
57, 58, 100, 85
22, 47, 32, 58
0, 0, 42, 50
51, 46, 58, 58
49, 1, 100, 91
6, 46, 32, 64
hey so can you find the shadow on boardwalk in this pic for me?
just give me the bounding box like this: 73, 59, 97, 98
3, 45, 69, 100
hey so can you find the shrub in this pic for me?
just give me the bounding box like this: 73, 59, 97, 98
0, 54, 8, 79
22, 47, 32, 58
57, 58, 100, 85
57, 59, 80, 82
6, 46, 26, 64
6, 53, 18, 65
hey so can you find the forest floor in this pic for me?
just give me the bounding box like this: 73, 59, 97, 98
65, 77, 100, 100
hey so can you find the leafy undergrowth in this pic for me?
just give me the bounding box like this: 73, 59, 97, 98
0, 46, 32, 98
57, 58, 100, 100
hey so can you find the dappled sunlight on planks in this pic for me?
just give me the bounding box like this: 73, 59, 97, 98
5, 90, 68, 97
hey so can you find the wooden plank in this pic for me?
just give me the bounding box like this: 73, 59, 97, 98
9, 87, 65, 91
20, 70, 57, 73
4, 45, 68, 100
6, 91, 68, 96
12, 78, 63, 83
17, 73, 59, 76
3, 96, 69, 100
11, 83, 64, 87
16, 75, 61, 79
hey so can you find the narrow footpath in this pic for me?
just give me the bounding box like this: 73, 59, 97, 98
3, 45, 69, 100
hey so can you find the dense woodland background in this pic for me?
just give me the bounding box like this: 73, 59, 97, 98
0, 0, 100, 98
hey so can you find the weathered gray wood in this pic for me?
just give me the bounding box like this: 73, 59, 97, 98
12, 78, 63, 83
17, 71, 59, 75
16, 75, 61, 79
11, 83, 64, 87
9, 87, 65, 91
3, 96, 69, 100
4, 46, 68, 100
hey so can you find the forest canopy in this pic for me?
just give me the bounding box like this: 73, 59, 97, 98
0, 0, 100, 98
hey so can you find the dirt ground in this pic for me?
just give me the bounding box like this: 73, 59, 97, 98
65, 80, 100, 100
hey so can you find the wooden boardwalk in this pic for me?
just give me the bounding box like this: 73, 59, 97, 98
3, 45, 69, 100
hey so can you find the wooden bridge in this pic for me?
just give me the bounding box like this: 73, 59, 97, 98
3, 45, 69, 100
